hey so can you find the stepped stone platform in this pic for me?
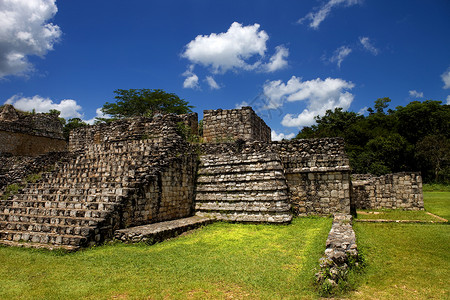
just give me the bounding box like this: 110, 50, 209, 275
114, 215, 213, 244
195, 143, 293, 223
0, 114, 198, 250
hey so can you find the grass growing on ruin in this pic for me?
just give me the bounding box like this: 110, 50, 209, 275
349, 191, 450, 299
0, 217, 331, 300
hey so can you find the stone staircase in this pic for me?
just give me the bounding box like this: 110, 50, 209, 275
195, 148, 292, 223
0, 115, 197, 251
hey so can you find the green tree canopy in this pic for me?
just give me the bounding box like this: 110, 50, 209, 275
63, 118, 88, 141
100, 89, 193, 120
295, 99, 449, 182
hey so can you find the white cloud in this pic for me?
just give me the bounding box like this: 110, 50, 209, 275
409, 90, 424, 98
330, 45, 352, 68
446, 95, 450, 105
358, 106, 368, 115
182, 22, 268, 73
265, 45, 289, 72
205, 76, 220, 90
182, 22, 288, 78
359, 37, 379, 55
271, 130, 295, 141
84, 108, 107, 125
298, 0, 361, 29
5, 95, 108, 124
442, 68, 450, 89
262, 76, 354, 127
6, 95, 83, 119
182, 66, 199, 89
0, 0, 61, 78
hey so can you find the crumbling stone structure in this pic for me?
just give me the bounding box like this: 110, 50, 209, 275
351, 172, 424, 210
0, 114, 198, 250
0, 106, 423, 250
0, 104, 66, 156
202, 107, 270, 142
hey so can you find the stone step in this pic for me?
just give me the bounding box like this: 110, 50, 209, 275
195, 200, 291, 212
0, 239, 79, 251
18, 187, 131, 197
6, 194, 123, 205
198, 163, 284, 175
0, 220, 96, 236
3, 199, 120, 210
1, 206, 111, 219
200, 157, 281, 168
195, 180, 288, 192
0, 213, 104, 227
197, 171, 286, 183
0, 229, 88, 246
195, 211, 292, 223
195, 191, 289, 202
114, 215, 214, 244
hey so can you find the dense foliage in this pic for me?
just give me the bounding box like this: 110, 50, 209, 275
295, 99, 450, 183
100, 89, 193, 120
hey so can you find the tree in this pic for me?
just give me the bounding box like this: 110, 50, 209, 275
63, 118, 88, 141
416, 135, 450, 182
100, 89, 193, 120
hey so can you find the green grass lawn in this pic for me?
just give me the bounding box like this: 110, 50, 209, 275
0, 217, 331, 300
349, 190, 450, 299
424, 192, 450, 220
355, 209, 441, 221
0, 190, 448, 299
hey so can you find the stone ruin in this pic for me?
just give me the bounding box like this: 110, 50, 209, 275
0, 105, 423, 250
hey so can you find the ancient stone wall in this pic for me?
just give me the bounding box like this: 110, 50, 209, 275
351, 172, 424, 210
272, 138, 352, 215
122, 154, 198, 227
0, 104, 66, 156
202, 107, 270, 142
0, 114, 198, 249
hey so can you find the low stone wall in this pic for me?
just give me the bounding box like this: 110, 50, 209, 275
202, 107, 270, 142
273, 138, 352, 215
0, 104, 66, 156
316, 214, 359, 289
351, 172, 424, 210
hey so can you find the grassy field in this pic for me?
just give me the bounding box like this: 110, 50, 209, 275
355, 209, 442, 221
0, 217, 331, 300
0, 190, 448, 299
348, 190, 450, 299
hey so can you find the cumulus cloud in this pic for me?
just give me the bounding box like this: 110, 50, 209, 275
181, 22, 289, 88
442, 68, 450, 89
205, 76, 220, 90
359, 37, 379, 55
298, 0, 361, 29
409, 90, 424, 98
330, 45, 352, 68
262, 76, 354, 127
182, 22, 268, 73
84, 108, 109, 125
271, 130, 295, 141
0, 0, 61, 78
265, 45, 289, 72
182, 66, 199, 89
6, 95, 83, 118
447, 95, 450, 105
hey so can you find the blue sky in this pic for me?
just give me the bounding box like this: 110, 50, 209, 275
1, 0, 449, 140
